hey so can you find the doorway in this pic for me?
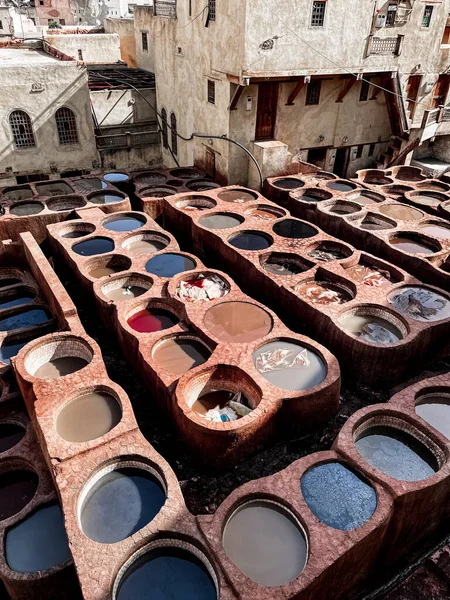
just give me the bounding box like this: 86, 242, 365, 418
405, 75, 422, 120
333, 147, 350, 178
432, 74, 450, 109
307, 147, 328, 169
255, 82, 279, 141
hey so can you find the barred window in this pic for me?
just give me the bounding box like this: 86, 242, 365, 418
55, 107, 79, 145
359, 78, 370, 102
171, 112, 178, 156
9, 110, 36, 149
161, 108, 168, 148
356, 145, 363, 159
368, 143, 376, 157
208, 0, 216, 21
386, 4, 397, 26
208, 80, 215, 104
142, 32, 148, 52
311, 1, 326, 26
306, 80, 322, 105
422, 5, 433, 27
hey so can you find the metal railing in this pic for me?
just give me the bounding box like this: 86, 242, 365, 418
96, 129, 160, 150
154, 0, 176, 18
367, 35, 403, 56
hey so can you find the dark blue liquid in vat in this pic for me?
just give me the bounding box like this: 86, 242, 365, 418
6, 504, 70, 573
0, 293, 33, 309
80, 468, 166, 543
356, 426, 438, 482
72, 237, 115, 256
300, 462, 377, 530
145, 253, 196, 278
273, 178, 305, 190
117, 548, 217, 600
327, 181, 357, 192
103, 172, 129, 183
0, 309, 51, 331
103, 217, 145, 232
74, 178, 108, 191
228, 232, 272, 251
89, 193, 124, 205
0, 339, 30, 364
273, 219, 318, 239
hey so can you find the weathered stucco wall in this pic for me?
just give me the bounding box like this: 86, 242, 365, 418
91, 88, 156, 126
35, 0, 74, 25
44, 33, 121, 63
98, 144, 162, 170
104, 18, 136, 66
0, 51, 97, 177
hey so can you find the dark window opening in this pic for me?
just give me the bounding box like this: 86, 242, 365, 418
55, 107, 78, 145
386, 4, 397, 26
311, 1, 326, 26
359, 78, 370, 102
356, 145, 364, 159
208, 0, 216, 21
307, 147, 327, 168
171, 112, 178, 155
77, 49, 83, 60
16, 174, 49, 184
188, 0, 192, 17
161, 108, 168, 148
39, 1, 44, 5
142, 32, 148, 51
368, 143, 376, 157
208, 80, 215, 104
9, 110, 36, 149
0, 20, 3, 29
422, 5, 433, 27
306, 80, 322, 105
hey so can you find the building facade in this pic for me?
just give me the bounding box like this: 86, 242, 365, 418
137, 0, 450, 185
34, 0, 74, 26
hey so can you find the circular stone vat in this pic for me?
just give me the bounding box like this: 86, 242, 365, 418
419, 222, 450, 239
199, 213, 244, 229
176, 195, 217, 212
103, 214, 146, 232
0, 470, 38, 520
134, 172, 166, 185
416, 180, 450, 191
300, 462, 377, 530
101, 274, 153, 303
165, 179, 183, 186
59, 222, 96, 239
103, 172, 130, 183
273, 219, 318, 239
56, 389, 122, 443
89, 192, 125, 205
175, 273, 230, 303
186, 180, 221, 191
339, 307, 406, 345
146, 253, 196, 278
80, 464, 166, 543
0, 308, 52, 332
46, 196, 86, 212
0, 423, 25, 453
140, 186, 178, 198
355, 425, 439, 481
261, 253, 311, 276
228, 231, 272, 251
379, 204, 424, 221
73, 237, 115, 257
222, 500, 307, 587
127, 307, 179, 333
122, 232, 170, 255
308, 242, 352, 262
362, 173, 393, 186
152, 335, 211, 375
253, 340, 326, 390
345, 262, 393, 287
296, 188, 332, 203
26, 336, 93, 379
170, 168, 203, 180
204, 301, 272, 343
359, 213, 397, 231
327, 180, 358, 192
272, 178, 305, 190
388, 286, 450, 322
217, 188, 257, 203
115, 542, 217, 600
245, 205, 286, 220
74, 178, 108, 191
2, 186, 33, 202
408, 191, 447, 207
324, 200, 361, 215
313, 171, 337, 180
35, 181, 74, 196
0, 338, 33, 365
416, 390, 450, 440
86, 255, 132, 280
389, 234, 440, 255
295, 279, 353, 305
10, 201, 44, 216
191, 389, 252, 419
5, 503, 70, 573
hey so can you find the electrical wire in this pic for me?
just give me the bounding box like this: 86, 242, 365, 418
256, 0, 426, 106
178, 5, 209, 29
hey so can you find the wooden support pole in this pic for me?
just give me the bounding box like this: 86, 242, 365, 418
286, 80, 305, 106
336, 78, 356, 103
230, 85, 244, 110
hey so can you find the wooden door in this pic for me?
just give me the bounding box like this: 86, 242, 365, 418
405, 75, 421, 120
432, 75, 450, 109
205, 147, 216, 178
255, 82, 279, 141
333, 147, 350, 178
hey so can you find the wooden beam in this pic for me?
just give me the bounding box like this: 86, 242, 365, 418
230, 85, 244, 111
336, 78, 356, 103
286, 80, 305, 106
370, 75, 391, 100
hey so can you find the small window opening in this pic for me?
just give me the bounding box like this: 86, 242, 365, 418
306, 80, 322, 105
422, 5, 433, 27
208, 80, 215, 104
311, 1, 326, 27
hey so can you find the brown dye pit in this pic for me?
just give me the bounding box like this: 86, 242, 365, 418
191, 390, 251, 421
347, 191, 384, 206
0, 470, 38, 520
246, 206, 286, 220
2, 186, 33, 201
379, 204, 424, 221
34, 357, 89, 379
106, 285, 148, 302
204, 302, 272, 343
152, 337, 211, 375
217, 189, 257, 203
346, 263, 391, 287
10, 202, 44, 216
409, 193, 443, 207
89, 266, 118, 279
295, 281, 352, 305
187, 180, 221, 192
0, 423, 25, 453
419, 223, 450, 239
359, 214, 396, 231
56, 391, 122, 443
390, 235, 438, 255
123, 238, 168, 254
339, 313, 403, 345
199, 214, 244, 230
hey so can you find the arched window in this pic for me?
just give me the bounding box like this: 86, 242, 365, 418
170, 112, 178, 156
161, 108, 168, 149
9, 110, 35, 148
55, 107, 79, 145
